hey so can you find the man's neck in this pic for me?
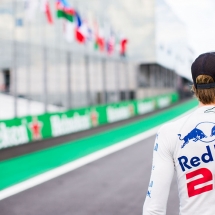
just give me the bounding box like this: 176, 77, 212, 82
199, 102, 215, 107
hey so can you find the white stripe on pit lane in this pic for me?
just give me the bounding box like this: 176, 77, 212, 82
0, 106, 196, 201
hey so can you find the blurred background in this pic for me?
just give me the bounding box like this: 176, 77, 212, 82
0, 0, 194, 119
0, 0, 214, 215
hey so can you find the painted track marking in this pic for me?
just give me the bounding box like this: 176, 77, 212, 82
0, 107, 196, 200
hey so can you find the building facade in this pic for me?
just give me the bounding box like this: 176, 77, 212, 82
0, 0, 190, 118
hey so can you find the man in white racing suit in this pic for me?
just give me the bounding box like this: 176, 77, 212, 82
143, 52, 215, 215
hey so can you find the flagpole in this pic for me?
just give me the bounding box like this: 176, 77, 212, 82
12, 0, 18, 118
115, 59, 120, 102
41, 3, 48, 113
102, 57, 107, 104
54, 1, 60, 108
81, 4, 92, 106
43, 30, 48, 113
66, 51, 72, 109
85, 54, 91, 106
125, 58, 130, 100
26, 16, 31, 115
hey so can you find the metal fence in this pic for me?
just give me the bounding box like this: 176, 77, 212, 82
0, 0, 138, 119
0, 0, 178, 120
0, 39, 137, 117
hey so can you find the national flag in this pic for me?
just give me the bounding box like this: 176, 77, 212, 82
41, 0, 53, 24
106, 29, 115, 54
94, 23, 105, 51
120, 38, 128, 56
63, 20, 75, 42
97, 29, 105, 51
56, 0, 75, 22
24, 0, 39, 21
75, 11, 82, 28
95, 37, 105, 51
106, 37, 115, 54
75, 29, 85, 43
83, 22, 94, 49
74, 12, 93, 44
86, 26, 93, 42
74, 11, 87, 43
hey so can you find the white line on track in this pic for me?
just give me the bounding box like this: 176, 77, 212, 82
0, 107, 197, 201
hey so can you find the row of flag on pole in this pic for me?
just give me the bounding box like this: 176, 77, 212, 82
25, 0, 128, 56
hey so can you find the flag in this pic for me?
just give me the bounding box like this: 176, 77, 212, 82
120, 38, 128, 56
74, 12, 93, 44
76, 24, 89, 43
97, 29, 105, 51
86, 26, 93, 42
63, 21, 75, 42
106, 29, 115, 54
41, 0, 53, 24
94, 22, 105, 51
56, 0, 75, 22
84, 22, 94, 49
75, 11, 82, 28
25, 0, 39, 21
107, 37, 115, 54
74, 11, 87, 43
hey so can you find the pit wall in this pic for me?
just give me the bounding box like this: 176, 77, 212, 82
0, 92, 179, 150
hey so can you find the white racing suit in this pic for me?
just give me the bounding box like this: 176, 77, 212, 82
143, 106, 215, 215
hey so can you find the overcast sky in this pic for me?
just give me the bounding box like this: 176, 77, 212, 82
165, 0, 215, 56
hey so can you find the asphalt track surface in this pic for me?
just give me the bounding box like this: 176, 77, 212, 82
0, 136, 179, 215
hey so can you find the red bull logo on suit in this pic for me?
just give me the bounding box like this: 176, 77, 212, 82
178, 122, 215, 148
177, 122, 215, 198
178, 145, 214, 197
